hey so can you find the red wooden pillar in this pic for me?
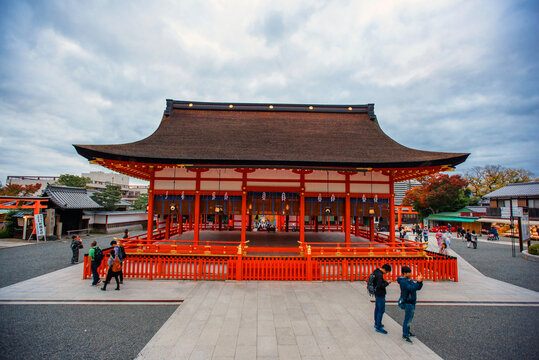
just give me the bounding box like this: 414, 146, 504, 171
178, 214, 183, 235
389, 175, 396, 246
241, 190, 247, 246
165, 215, 170, 239
300, 191, 305, 246
369, 216, 375, 242
345, 174, 351, 246
314, 216, 318, 232
194, 192, 200, 245
397, 208, 403, 230
147, 167, 155, 241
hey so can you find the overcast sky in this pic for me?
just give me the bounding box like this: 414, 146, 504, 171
1, 0, 537, 185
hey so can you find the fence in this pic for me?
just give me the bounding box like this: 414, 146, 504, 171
83, 250, 457, 282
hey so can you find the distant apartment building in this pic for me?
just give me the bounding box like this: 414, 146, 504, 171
6, 176, 59, 195
394, 179, 421, 205
82, 171, 148, 203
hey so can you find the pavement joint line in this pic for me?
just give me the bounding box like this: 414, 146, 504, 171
0, 299, 184, 304
0, 301, 181, 305
375, 300, 539, 305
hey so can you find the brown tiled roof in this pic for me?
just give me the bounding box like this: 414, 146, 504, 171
74, 100, 469, 169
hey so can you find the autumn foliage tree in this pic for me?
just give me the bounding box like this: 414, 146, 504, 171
402, 174, 470, 219
464, 165, 536, 200
0, 183, 42, 196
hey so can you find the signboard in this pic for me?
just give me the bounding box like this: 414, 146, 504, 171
500, 206, 523, 218
34, 213, 46, 239
521, 215, 530, 241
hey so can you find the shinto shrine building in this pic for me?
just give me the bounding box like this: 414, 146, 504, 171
75, 100, 468, 282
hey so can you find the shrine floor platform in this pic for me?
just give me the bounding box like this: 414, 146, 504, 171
0, 234, 537, 360
160, 230, 387, 256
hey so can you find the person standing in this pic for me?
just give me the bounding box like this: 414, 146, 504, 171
372, 264, 392, 334
443, 230, 452, 247
101, 250, 121, 291
422, 227, 429, 243
122, 228, 129, 239
435, 230, 443, 249
110, 240, 125, 284
466, 230, 472, 248
88, 241, 102, 286
397, 266, 423, 344
471, 230, 478, 249
70, 235, 83, 264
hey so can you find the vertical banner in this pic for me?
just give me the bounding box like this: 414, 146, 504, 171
521, 215, 530, 241
34, 213, 46, 241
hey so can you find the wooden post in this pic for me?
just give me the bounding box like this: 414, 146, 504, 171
389, 175, 396, 246
194, 192, 200, 245
397, 207, 403, 230
300, 192, 305, 247
147, 167, 155, 241
241, 191, 247, 245
370, 216, 375, 242
345, 176, 351, 246
165, 215, 170, 239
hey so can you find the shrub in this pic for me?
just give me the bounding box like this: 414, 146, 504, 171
529, 244, 539, 256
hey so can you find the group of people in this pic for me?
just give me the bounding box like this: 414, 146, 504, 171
71, 229, 129, 291
435, 229, 452, 255
371, 264, 423, 344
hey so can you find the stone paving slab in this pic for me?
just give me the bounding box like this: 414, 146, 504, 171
135, 281, 442, 360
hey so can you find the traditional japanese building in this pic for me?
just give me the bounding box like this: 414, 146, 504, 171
75, 100, 468, 281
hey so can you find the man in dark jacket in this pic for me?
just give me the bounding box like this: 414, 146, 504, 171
373, 264, 392, 334
70, 235, 83, 264
397, 266, 423, 343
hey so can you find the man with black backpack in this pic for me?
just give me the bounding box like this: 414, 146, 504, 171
89, 241, 103, 286
110, 240, 126, 284
368, 264, 392, 334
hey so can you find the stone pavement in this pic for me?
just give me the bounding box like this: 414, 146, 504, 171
0, 244, 538, 359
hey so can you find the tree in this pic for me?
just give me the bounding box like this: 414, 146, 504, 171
56, 174, 91, 188
464, 165, 536, 199
0, 183, 42, 196
91, 185, 122, 211
402, 174, 470, 219
133, 192, 149, 210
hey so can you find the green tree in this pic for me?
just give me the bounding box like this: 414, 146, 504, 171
133, 192, 149, 210
56, 174, 91, 188
91, 185, 122, 211
402, 174, 470, 219
464, 165, 536, 200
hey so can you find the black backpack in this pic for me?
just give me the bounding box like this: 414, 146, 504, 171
367, 272, 377, 296
94, 247, 104, 265
118, 245, 127, 261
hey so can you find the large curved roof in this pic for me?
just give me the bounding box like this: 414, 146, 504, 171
74, 100, 469, 170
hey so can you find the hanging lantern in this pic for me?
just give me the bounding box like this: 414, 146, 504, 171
262, 191, 266, 200
215, 204, 223, 214
170, 203, 176, 212
330, 194, 335, 202
318, 193, 322, 202
362, 194, 366, 203
374, 195, 378, 203
324, 206, 331, 215
212, 192, 216, 200
181, 191, 185, 200
281, 192, 286, 201
224, 192, 229, 200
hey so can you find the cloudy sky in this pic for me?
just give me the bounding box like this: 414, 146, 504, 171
1, 0, 537, 185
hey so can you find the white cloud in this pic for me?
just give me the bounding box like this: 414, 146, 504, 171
0, 0, 537, 186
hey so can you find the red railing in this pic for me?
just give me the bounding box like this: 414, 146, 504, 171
83, 251, 458, 282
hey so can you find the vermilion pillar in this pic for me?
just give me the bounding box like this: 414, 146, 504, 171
300, 192, 305, 246
147, 167, 155, 241
194, 192, 200, 245
389, 175, 396, 246
345, 195, 351, 246
345, 174, 351, 246
241, 191, 247, 245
